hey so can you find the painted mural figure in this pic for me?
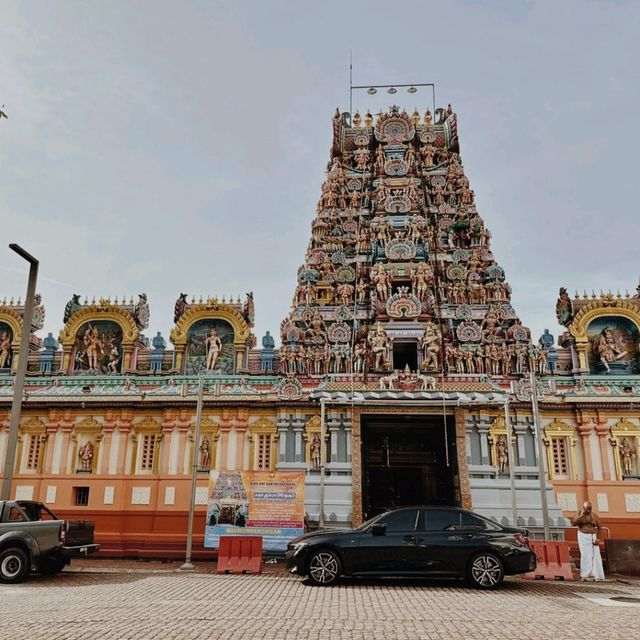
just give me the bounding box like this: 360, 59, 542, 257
78, 441, 94, 472
205, 328, 223, 371
594, 327, 627, 371
0, 330, 12, 369
619, 438, 636, 476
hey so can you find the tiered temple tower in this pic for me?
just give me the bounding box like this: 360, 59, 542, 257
282, 105, 544, 386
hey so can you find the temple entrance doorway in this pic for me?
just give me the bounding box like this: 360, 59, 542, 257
361, 414, 458, 520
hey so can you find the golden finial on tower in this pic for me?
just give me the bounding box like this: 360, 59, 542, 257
412, 109, 420, 127
353, 111, 362, 128
364, 111, 373, 127
424, 110, 432, 127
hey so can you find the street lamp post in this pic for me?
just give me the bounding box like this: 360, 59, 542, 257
1, 245, 39, 501
529, 368, 551, 540
181, 376, 205, 570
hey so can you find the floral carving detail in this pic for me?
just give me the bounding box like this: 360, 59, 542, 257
456, 321, 483, 342
446, 264, 466, 281
385, 238, 417, 261
452, 248, 470, 263
386, 287, 422, 318
384, 194, 411, 214
299, 268, 319, 284
327, 322, 352, 343
335, 266, 356, 283
353, 133, 370, 147
277, 377, 303, 401
331, 251, 346, 264
455, 304, 473, 320
374, 111, 415, 144
486, 265, 505, 281
384, 158, 408, 176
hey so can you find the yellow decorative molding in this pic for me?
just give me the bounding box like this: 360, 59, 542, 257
569, 301, 640, 342
58, 303, 140, 346
20, 417, 46, 434
17, 417, 47, 474
170, 303, 252, 347
0, 307, 23, 348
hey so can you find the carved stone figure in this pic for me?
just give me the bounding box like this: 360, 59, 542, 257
64, 294, 82, 323
243, 291, 255, 326
78, 441, 94, 472
555, 287, 573, 326
379, 370, 399, 390
421, 322, 441, 371
372, 264, 391, 302
174, 293, 188, 323
0, 331, 12, 369
310, 433, 322, 470
495, 437, 508, 473
199, 436, 211, 469
205, 328, 223, 370
31, 293, 45, 331
619, 438, 636, 476
133, 293, 150, 330
369, 323, 390, 370
594, 327, 627, 372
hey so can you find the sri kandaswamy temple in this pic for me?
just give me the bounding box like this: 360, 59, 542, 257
1, 104, 639, 557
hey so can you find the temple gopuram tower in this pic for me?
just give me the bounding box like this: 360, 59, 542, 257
282, 103, 566, 528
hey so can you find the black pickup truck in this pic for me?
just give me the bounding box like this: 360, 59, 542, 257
0, 500, 100, 583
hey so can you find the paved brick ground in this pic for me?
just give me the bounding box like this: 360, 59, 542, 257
0, 565, 639, 640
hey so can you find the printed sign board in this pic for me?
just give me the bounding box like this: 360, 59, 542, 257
204, 470, 305, 551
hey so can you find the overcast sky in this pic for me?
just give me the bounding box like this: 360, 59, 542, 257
2, 0, 639, 351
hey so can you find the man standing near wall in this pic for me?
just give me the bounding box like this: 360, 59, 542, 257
572, 501, 605, 581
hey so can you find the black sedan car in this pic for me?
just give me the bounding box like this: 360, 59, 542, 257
287, 506, 536, 589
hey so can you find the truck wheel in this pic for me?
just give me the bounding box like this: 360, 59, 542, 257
39, 557, 67, 576
0, 547, 29, 584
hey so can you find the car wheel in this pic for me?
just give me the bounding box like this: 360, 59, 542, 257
307, 549, 341, 586
39, 557, 67, 576
0, 547, 30, 584
467, 552, 504, 589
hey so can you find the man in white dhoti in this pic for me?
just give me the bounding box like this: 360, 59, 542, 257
572, 501, 605, 581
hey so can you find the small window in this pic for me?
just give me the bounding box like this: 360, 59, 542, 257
140, 434, 156, 472
460, 512, 499, 531
256, 434, 271, 470
74, 486, 90, 506
551, 437, 568, 477
7, 506, 27, 522
26, 435, 42, 470
422, 509, 461, 531
378, 509, 419, 532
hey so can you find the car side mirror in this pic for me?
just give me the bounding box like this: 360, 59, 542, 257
371, 523, 386, 536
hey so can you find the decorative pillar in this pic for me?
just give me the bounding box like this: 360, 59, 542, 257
292, 418, 304, 463
160, 411, 177, 475
477, 423, 490, 466
595, 418, 613, 481
116, 411, 133, 475
277, 418, 288, 465
235, 410, 249, 470
577, 420, 595, 482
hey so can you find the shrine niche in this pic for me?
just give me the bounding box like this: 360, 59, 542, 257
487, 416, 514, 475
71, 418, 103, 474
170, 297, 254, 375
0, 320, 14, 371
610, 419, 640, 480
189, 416, 220, 472
0, 296, 46, 372
566, 295, 640, 375
304, 416, 327, 471
58, 300, 140, 375
73, 321, 123, 374
586, 316, 639, 375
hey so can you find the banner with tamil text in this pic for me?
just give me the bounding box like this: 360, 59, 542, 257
204, 470, 305, 551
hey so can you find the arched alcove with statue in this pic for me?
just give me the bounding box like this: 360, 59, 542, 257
58, 300, 141, 374
170, 295, 255, 375
567, 298, 640, 375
